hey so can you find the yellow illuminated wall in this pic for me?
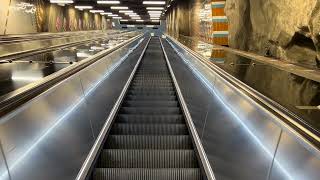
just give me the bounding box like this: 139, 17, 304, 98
0, 0, 106, 35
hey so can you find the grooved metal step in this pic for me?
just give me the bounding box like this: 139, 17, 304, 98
105, 135, 192, 149
110, 124, 188, 135
93, 168, 202, 180
120, 107, 181, 115
122, 100, 179, 107
117, 114, 184, 124
98, 149, 198, 168
91, 37, 203, 180
126, 95, 176, 101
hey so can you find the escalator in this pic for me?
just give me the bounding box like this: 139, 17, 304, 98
90, 37, 204, 180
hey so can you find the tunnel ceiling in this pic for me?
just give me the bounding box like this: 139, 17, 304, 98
48, 0, 175, 21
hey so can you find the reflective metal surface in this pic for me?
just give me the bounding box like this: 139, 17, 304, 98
0, 143, 9, 180
0, 30, 123, 58
0, 62, 69, 96
0, 33, 136, 97
270, 131, 320, 180
0, 34, 146, 180
160, 38, 216, 180
175, 35, 320, 134
163, 37, 320, 180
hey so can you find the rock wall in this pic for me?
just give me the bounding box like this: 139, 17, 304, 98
225, 0, 320, 68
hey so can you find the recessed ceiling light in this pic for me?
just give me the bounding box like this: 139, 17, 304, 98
146, 7, 164, 10
110, 6, 129, 9
119, 10, 133, 13
50, 0, 73, 3
90, 10, 104, 13
113, 17, 122, 19
143, 1, 165, 5
148, 11, 162, 13
136, 20, 144, 22
97, 0, 120, 4
75, 5, 93, 9
149, 14, 161, 17
100, 12, 112, 15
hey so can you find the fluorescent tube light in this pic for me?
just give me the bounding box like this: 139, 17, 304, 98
90, 10, 104, 13
110, 6, 128, 9
50, 0, 73, 3
97, 0, 120, 4
75, 5, 93, 9
143, 1, 165, 5
146, 7, 164, 10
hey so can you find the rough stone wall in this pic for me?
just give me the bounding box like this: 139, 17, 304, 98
225, 0, 320, 68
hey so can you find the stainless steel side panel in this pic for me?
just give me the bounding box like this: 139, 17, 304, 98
0, 77, 94, 180
0, 144, 9, 180
79, 37, 147, 137
0, 35, 146, 180
163, 38, 320, 180
270, 131, 320, 180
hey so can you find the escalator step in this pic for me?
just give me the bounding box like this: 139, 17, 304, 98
126, 95, 176, 101
130, 87, 174, 91
123, 100, 178, 107
93, 168, 202, 180
110, 124, 188, 135
105, 135, 192, 149
120, 107, 181, 115
98, 149, 198, 168
117, 114, 184, 124
127, 90, 175, 96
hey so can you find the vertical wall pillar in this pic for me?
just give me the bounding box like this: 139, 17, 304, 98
211, 0, 228, 62
211, 0, 228, 46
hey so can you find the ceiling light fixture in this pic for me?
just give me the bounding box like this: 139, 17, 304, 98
143, 1, 165, 5
100, 12, 113, 15
50, 0, 73, 3
110, 6, 129, 9
119, 10, 133, 13
146, 7, 164, 10
148, 11, 162, 13
75, 5, 93, 9
90, 10, 104, 13
97, 0, 120, 4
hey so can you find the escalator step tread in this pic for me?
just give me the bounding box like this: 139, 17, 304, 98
105, 135, 192, 149
93, 168, 202, 180
98, 149, 198, 168
111, 124, 188, 135
117, 114, 184, 124
126, 95, 176, 101
120, 107, 181, 115
123, 100, 179, 107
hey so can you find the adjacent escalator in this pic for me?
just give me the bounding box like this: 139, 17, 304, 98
91, 37, 203, 180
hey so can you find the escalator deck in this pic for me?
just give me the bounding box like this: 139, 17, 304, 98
92, 37, 203, 180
